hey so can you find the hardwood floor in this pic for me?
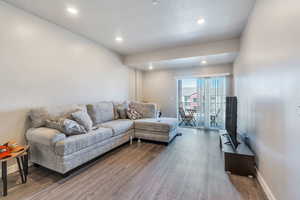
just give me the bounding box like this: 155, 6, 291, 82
1, 128, 267, 200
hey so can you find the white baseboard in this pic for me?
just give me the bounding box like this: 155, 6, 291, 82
256, 168, 277, 200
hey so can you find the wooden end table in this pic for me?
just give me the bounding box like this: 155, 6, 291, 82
1, 146, 29, 196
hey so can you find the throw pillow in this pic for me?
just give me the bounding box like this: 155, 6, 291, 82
113, 102, 120, 120
63, 119, 87, 135
29, 105, 85, 128
46, 118, 87, 136
45, 118, 65, 133
127, 108, 142, 120
113, 101, 129, 120
118, 108, 128, 119
71, 110, 93, 132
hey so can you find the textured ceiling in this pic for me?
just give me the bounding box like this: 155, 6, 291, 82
4, 0, 255, 55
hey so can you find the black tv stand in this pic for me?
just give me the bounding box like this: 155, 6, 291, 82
224, 141, 232, 145
224, 134, 240, 146
219, 130, 255, 177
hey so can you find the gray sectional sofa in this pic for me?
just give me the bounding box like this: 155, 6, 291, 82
26, 101, 178, 174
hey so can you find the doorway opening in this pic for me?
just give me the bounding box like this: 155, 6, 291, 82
178, 76, 226, 130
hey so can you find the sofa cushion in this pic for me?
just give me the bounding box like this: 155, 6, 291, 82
29, 104, 86, 128
100, 119, 134, 136
129, 102, 157, 118
87, 102, 114, 125
134, 118, 178, 133
55, 127, 113, 156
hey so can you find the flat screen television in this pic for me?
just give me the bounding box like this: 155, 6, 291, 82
225, 96, 239, 149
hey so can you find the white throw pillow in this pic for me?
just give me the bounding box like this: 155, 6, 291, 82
71, 110, 93, 132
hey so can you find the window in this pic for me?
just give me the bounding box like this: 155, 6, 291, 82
178, 77, 226, 129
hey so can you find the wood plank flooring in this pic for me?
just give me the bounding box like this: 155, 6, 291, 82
1, 128, 267, 200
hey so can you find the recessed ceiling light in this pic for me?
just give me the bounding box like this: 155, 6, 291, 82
67, 7, 78, 15
149, 63, 153, 70
152, 0, 159, 5
197, 17, 205, 25
115, 37, 123, 43
201, 60, 207, 65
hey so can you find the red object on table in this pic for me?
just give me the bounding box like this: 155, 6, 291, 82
0, 146, 11, 159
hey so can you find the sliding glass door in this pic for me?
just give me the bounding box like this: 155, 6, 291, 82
178, 76, 226, 129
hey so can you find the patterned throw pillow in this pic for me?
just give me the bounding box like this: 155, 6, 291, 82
63, 119, 87, 135
127, 108, 142, 120
71, 110, 93, 132
46, 118, 87, 136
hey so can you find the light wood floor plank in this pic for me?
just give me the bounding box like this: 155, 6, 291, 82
1, 128, 267, 200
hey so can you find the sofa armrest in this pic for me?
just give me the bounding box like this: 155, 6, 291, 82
130, 101, 157, 118
26, 127, 66, 146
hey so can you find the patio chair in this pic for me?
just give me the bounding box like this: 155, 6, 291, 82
179, 107, 196, 126
210, 108, 221, 127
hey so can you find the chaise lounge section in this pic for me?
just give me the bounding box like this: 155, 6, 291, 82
135, 118, 178, 143
26, 101, 178, 174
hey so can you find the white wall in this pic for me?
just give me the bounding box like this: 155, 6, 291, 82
234, 0, 300, 199
142, 64, 233, 117
0, 2, 132, 145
